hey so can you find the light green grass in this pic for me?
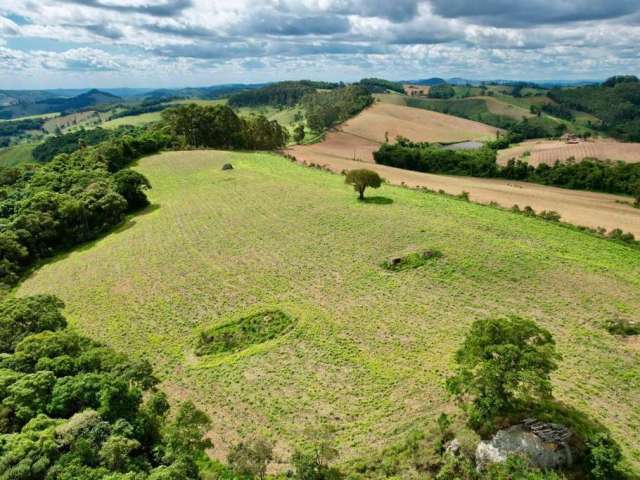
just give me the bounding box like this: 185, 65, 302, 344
102, 111, 164, 129
0, 112, 59, 122
0, 143, 36, 167
16, 151, 640, 471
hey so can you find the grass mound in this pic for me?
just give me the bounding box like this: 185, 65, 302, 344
605, 318, 640, 336
382, 250, 442, 271
195, 309, 295, 356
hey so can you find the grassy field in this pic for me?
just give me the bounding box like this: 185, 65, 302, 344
17, 151, 640, 472
0, 143, 36, 167
102, 111, 164, 128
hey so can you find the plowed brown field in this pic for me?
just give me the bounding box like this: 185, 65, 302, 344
498, 139, 640, 166
289, 106, 640, 236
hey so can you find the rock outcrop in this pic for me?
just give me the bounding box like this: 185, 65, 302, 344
476, 419, 572, 470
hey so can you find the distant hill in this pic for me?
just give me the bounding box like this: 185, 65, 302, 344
0, 89, 121, 119
409, 78, 447, 86
145, 83, 268, 100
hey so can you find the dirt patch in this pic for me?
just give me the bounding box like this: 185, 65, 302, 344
498, 139, 640, 166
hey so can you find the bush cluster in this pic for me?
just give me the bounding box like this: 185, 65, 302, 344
301, 86, 373, 131
0, 294, 212, 480
161, 104, 289, 150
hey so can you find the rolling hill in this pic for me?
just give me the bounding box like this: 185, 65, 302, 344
17, 150, 640, 471
0, 89, 121, 119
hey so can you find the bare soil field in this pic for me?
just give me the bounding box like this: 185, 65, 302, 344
344, 102, 497, 143
288, 151, 640, 237
498, 139, 640, 166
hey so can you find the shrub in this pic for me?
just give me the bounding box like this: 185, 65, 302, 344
538, 210, 561, 222
585, 432, 624, 480
604, 318, 640, 336
381, 250, 442, 271
195, 309, 295, 356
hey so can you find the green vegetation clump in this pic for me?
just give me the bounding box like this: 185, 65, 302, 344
446, 316, 560, 430
359, 78, 405, 94
0, 118, 45, 145
195, 309, 295, 356
604, 318, 640, 336
428, 84, 455, 99
228, 81, 339, 109
0, 127, 170, 287
549, 76, 640, 141
376, 138, 640, 198
32, 127, 112, 163
162, 103, 289, 150
381, 250, 442, 271
344, 168, 382, 200
375, 138, 500, 177
0, 295, 212, 479
302, 85, 373, 131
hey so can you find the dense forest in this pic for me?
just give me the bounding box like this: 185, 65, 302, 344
549, 76, 640, 141
358, 78, 405, 94
375, 138, 640, 201
301, 85, 373, 131
0, 294, 212, 479
32, 128, 112, 163
427, 84, 455, 99
228, 81, 339, 108
161, 104, 289, 150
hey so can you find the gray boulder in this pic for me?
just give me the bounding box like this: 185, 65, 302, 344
476, 420, 572, 471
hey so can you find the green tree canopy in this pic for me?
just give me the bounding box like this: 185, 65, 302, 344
446, 316, 560, 428
344, 169, 382, 200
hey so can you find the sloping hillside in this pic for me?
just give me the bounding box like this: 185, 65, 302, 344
17, 150, 640, 470
289, 101, 499, 165
0, 89, 121, 119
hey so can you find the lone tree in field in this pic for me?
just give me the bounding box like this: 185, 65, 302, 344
345, 169, 382, 200
446, 316, 560, 430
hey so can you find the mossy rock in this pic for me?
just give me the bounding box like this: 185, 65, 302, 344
195, 309, 295, 356
382, 250, 442, 272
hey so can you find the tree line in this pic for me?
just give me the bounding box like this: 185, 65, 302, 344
549, 76, 640, 141
374, 138, 640, 201
161, 104, 289, 150
32, 128, 112, 163
301, 85, 373, 131
358, 78, 405, 94
228, 81, 340, 109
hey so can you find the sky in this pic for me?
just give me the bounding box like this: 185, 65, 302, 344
0, 0, 639, 89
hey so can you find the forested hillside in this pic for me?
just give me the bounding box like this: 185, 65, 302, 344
228, 81, 339, 108
550, 76, 640, 140
301, 85, 373, 130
